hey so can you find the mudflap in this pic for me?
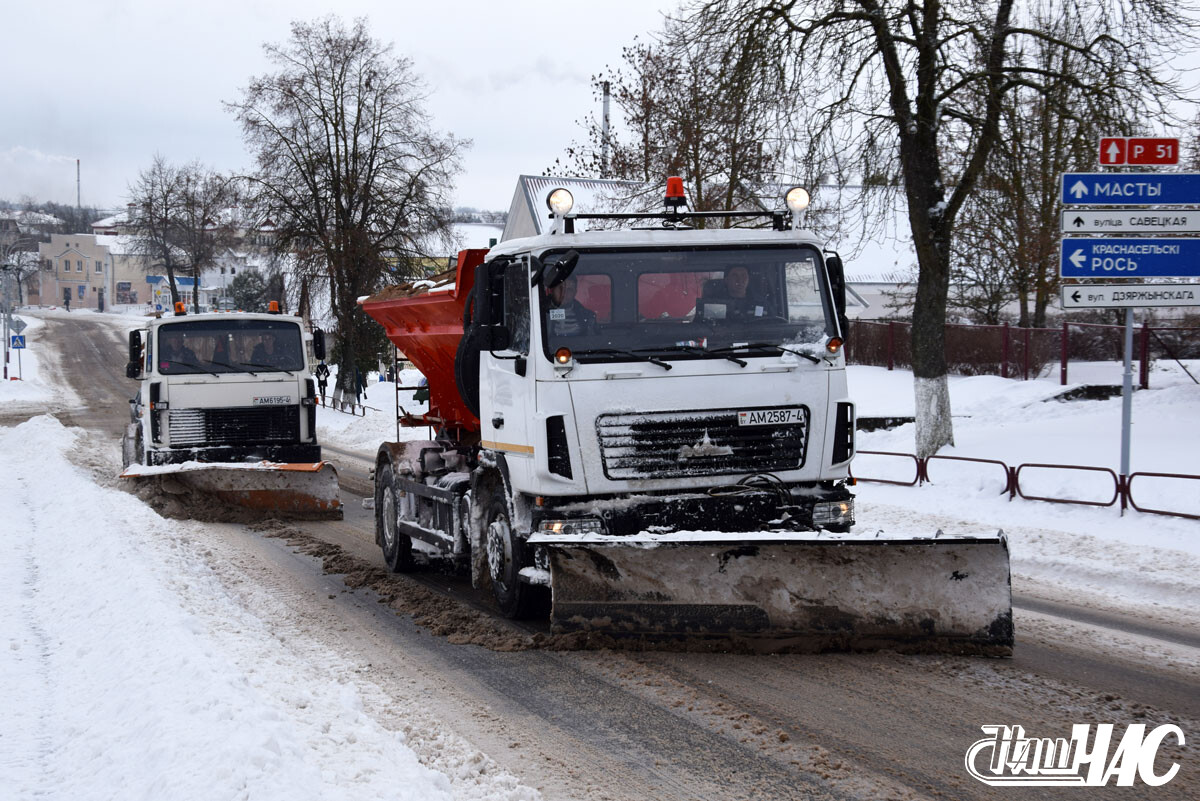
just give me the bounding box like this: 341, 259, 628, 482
531, 531, 1013, 655
120, 461, 343, 519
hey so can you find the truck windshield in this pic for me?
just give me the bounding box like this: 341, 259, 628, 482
157, 319, 305, 375
537, 245, 836, 364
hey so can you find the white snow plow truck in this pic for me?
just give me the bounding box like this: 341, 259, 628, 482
361, 180, 1012, 653
120, 304, 342, 518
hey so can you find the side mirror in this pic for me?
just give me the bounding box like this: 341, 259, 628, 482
312, 328, 326, 361
825, 253, 849, 337
542, 250, 580, 289
126, 330, 143, 379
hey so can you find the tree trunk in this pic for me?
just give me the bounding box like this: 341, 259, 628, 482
166, 265, 179, 306
909, 223, 955, 459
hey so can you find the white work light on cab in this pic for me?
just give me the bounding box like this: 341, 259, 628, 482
786, 186, 810, 229
547, 187, 574, 234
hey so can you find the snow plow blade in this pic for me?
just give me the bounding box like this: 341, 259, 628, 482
121, 461, 343, 519
530, 531, 1013, 655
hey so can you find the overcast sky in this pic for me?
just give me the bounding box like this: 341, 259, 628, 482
1, 0, 679, 212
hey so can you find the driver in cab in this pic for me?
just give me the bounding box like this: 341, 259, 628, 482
250, 331, 290, 368
703, 266, 768, 320
546, 276, 597, 336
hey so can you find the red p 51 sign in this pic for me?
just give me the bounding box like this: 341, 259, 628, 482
1099, 137, 1179, 166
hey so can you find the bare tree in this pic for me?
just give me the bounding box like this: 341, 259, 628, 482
1, 238, 40, 305
127, 155, 187, 306
552, 21, 786, 218
954, 15, 1147, 329
128, 157, 237, 309
173, 164, 239, 310
228, 16, 465, 396
694, 0, 1196, 457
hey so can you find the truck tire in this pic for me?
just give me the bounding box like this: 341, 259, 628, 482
376, 462, 414, 572
121, 424, 143, 469
454, 329, 481, 418
481, 482, 536, 619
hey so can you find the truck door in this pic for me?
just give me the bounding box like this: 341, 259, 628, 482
480, 257, 535, 477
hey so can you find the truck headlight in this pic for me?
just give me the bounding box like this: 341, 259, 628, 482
812, 500, 854, 528
539, 518, 605, 537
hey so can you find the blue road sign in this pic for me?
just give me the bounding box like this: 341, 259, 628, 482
1061, 238, 1200, 278
10, 335, 25, 349
1062, 173, 1200, 205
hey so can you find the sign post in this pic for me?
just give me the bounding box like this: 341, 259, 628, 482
1061, 150, 1193, 510
1062, 210, 1200, 235
1061, 284, 1200, 309
1060, 237, 1200, 278
10, 334, 24, 381
1097, 137, 1179, 166
1061, 173, 1200, 205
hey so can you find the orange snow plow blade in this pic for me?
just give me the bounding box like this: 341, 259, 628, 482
530, 530, 1013, 655
121, 461, 343, 519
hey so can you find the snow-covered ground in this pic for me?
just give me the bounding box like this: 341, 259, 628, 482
0, 314, 69, 406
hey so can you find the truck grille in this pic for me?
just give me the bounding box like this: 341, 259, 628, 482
596, 406, 809, 480
168, 406, 299, 447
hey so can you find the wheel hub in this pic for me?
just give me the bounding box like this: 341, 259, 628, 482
487, 518, 512, 584
381, 488, 396, 549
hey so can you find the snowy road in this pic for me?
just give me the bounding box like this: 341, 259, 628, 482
4, 311, 1197, 800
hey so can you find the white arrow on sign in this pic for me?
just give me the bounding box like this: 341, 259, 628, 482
1069, 249, 1087, 269
1106, 141, 1121, 162
1070, 180, 1089, 199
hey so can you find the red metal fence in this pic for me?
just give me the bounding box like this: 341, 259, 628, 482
851, 450, 1200, 521
846, 319, 1200, 388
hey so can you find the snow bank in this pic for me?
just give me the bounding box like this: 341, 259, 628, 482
0, 416, 479, 800
317, 367, 437, 452
851, 364, 1200, 619
0, 314, 60, 404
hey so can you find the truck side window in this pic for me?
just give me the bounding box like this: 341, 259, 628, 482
503, 262, 530, 355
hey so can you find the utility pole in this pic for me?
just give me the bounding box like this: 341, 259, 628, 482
601, 81, 611, 179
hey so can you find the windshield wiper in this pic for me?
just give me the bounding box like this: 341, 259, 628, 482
167, 360, 220, 377
238, 361, 295, 376
572, 348, 672, 370
211, 360, 253, 374
637, 345, 747, 368
710, 342, 822, 364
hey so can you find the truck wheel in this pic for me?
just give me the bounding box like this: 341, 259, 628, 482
482, 484, 536, 619
121, 425, 143, 469
454, 330, 481, 418
376, 462, 414, 572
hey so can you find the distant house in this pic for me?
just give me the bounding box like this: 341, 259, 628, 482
34, 234, 114, 309
1, 209, 63, 242
145, 275, 218, 311
90, 208, 133, 236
